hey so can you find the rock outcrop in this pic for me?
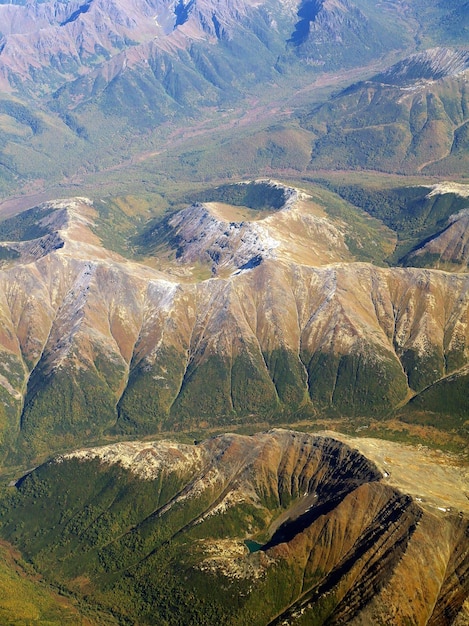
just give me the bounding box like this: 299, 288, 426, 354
1, 429, 467, 624
0, 187, 469, 462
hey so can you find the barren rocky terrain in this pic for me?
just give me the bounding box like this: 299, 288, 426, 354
321, 431, 469, 515
0, 182, 468, 467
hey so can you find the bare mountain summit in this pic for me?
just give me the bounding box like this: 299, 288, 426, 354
374, 46, 469, 86
0, 182, 468, 464
1, 429, 467, 624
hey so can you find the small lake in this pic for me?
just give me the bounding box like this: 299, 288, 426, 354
245, 539, 263, 553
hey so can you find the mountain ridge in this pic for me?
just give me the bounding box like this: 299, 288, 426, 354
374, 46, 469, 85
303, 46, 469, 175
0, 7, 468, 198
0, 1, 468, 623
1, 429, 467, 625
0, 184, 468, 464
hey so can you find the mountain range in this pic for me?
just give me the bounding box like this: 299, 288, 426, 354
0, 0, 467, 197
304, 47, 469, 174
0, 181, 468, 468
0, 0, 469, 624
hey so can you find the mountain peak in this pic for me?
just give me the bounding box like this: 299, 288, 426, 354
0, 0, 278, 92
138, 180, 355, 276
0, 197, 121, 265
5, 429, 468, 625
374, 46, 469, 86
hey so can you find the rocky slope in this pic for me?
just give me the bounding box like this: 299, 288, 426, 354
0, 182, 468, 464
0, 0, 278, 91
142, 181, 351, 275
1, 0, 465, 90
288, 0, 406, 68
373, 47, 469, 86
0, 429, 467, 624
0, 0, 415, 95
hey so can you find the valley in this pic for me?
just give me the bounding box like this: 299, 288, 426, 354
0, 0, 469, 623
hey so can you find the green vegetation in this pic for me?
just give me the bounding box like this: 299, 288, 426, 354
169, 351, 280, 426
303, 70, 469, 176
0, 431, 388, 625
319, 183, 469, 264
0, 0, 465, 202
304, 349, 408, 418
84, 194, 167, 260
0, 352, 26, 466
190, 181, 289, 211
116, 345, 188, 434
264, 348, 309, 410
0, 246, 20, 263
0, 15, 468, 626
0, 100, 44, 135
0, 205, 54, 242
229, 350, 281, 415
0, 541, 99, 625
116, 344, 411, 437
400, 347, 444, 392
17, 359, 125, 463
402, 372, 469, 435
305, 183, 396, 266
0, 457, 261, 624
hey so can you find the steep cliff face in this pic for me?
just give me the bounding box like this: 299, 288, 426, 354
0, 186, 468, 462
0, 430, 467, 624
288, 0, 407, 68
